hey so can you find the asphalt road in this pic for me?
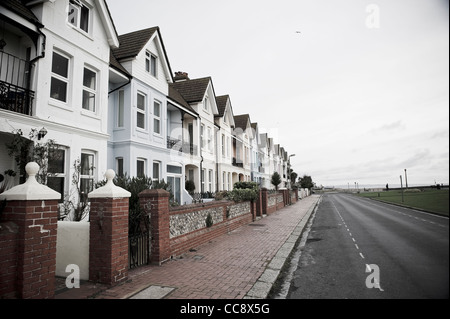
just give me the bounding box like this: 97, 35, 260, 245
283, 193, 449, 299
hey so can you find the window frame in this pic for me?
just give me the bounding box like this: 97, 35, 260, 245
200, 124, 205, 149
136, 92, 147, 130
208, 169, 213, 192
153, 100, 162, 135
116, 157, 124, 177
80, 151, 96, 199
68, 0, 90, 34
50, 51, 70, 104
82, 65, 97, 113
47, 147, 67, 202
137, 158, 146, 177
152, 161, 161, 183
203, 96, 209, 112
117, 90, 124, 128
145, 51, 158, 78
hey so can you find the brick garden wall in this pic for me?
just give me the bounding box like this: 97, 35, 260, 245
140, 188, 303, 264
169, 201, 253, 258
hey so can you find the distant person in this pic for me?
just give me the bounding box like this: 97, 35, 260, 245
386, 183, 389, 191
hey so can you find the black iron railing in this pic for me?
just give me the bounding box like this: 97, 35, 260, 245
0, 81, 34, 115
0, 52, 34, 116
232, 157, 243, 168
167, 136, 198, 155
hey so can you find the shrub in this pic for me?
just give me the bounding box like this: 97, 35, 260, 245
227, 188, 259, 202
185, 180, 196, 194
96, 173, 152, 234
228, 181, 259, 202
205, 212, 213, 228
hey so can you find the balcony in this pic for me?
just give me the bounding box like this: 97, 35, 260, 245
167, 136, 198, 155
232, 157, 243, 168
0, 52, 34, 116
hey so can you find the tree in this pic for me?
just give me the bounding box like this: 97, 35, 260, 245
271, 172, 282, 190
298, 175, 314, 189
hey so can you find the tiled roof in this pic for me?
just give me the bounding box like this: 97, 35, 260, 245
168, 86, 197, 115
170, 77, 211, 103
109, 50, 131, 78
1, 0, 42, 27
234, 114, 251, 131
112, 27, 159, 60
215, 95, 229, 117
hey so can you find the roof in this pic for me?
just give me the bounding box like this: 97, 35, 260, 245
168, 86, 197, 116
112, 27, 159, 60
234, 114, 251, 131
215, 95, 229, 117
109, 50, 131, 78
1, 0, 43, 27
170, 77, 212, 103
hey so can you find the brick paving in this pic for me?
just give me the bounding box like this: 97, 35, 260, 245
54, 195, 320, 299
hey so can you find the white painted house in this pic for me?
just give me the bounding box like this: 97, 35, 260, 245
0, 0, 121, 217
108, 28, 198, 205
215, 95, 236, 191
170, 73, 219, 195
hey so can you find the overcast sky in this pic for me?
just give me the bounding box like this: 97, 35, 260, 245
106, 0, 449, 188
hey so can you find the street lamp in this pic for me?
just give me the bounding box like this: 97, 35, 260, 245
287, 154, 296, 188
404, 169, 408, 189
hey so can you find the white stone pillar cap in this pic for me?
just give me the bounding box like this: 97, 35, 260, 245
88, 169, 131, 199
0, 162, 61, 201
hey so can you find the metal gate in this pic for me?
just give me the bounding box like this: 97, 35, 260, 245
128, 215, 150, 269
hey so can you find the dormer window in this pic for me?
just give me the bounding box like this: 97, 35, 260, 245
68, 0, 90, 34
145, 51, 157, 77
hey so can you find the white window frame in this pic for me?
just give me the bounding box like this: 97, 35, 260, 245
117, 90, 124, 128
82, 65, 97, 112
136, 92, 147, 130
80, 151, 96, 198
137, 158, 146, 177
153, 100, 162, 135
68, 0, 90, 34
203, 96, 209, 112
223, 172, 226, 191
145, 51, 158, 78
116, 157, 124, 177
222, 134, 225, 157
200, 124, 205, 149
201, 169, 205, 193
47, 147, 67, 202
152, 161, 161, 183
207, 127, 212, 152
208, 169, 213, 192
50, 51, 70, 104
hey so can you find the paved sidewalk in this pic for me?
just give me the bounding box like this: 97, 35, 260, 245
55, 195, 320, 299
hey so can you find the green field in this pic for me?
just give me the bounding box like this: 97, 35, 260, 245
357, 188, 449, 217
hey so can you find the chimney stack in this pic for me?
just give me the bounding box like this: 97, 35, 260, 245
174, 71, 189, 81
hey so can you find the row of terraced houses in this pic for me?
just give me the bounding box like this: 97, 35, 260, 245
0, 0, 295, 208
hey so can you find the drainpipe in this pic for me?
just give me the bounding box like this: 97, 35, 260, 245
108, 76, 131, 95
27, 27, 46, 115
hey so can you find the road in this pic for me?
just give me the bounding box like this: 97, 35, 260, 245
279, 193, 449, 299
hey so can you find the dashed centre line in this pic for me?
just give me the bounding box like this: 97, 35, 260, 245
330, 198, 384, 292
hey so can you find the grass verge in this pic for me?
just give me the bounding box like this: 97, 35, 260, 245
357, 188, 449, 217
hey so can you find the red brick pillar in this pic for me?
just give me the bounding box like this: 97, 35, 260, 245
0, 162, 60, 299
255, 189, 263, 217
261, 188, 268, 216
88, 170, 130, 286
250, 200, 257, 221
138, 189, 170, 265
